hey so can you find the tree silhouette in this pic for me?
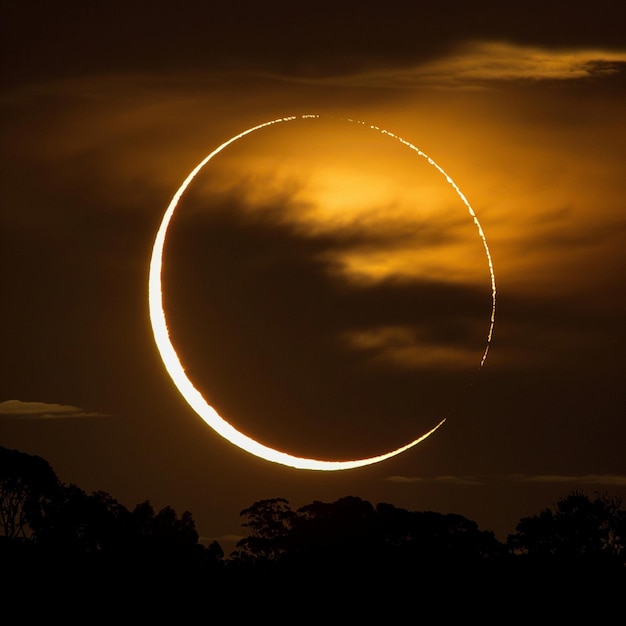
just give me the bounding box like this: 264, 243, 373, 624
31, 484, 133, 557
374, 503, 507, 567
3, 442, 626, 614
0, 447, 59, 539
233, 497, 297, 562
128, 502, 205, 573
230, 494, 507, 584
291, 496, 377, 566
507, 491, 626, 567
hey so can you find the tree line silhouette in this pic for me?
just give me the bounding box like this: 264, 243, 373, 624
2, 444, 625, 613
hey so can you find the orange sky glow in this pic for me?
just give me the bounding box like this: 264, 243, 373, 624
2, 2, 625, 547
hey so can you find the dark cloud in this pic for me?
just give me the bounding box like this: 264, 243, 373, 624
161, 195, 491, 459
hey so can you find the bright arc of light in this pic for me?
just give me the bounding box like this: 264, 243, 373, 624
149, 115, 495, 470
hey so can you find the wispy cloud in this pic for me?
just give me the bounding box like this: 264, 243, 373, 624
0, 399, 109, 419
510, 474, 626, 487
271, 41, 626, 89
387, 475, 485, 486
343, 325, 480, 371
387, 473, 626, 487
408, 41, 626, 86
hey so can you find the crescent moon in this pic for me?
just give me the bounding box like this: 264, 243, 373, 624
148, 115, 495, 470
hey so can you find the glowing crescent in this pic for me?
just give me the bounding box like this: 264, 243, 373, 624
149, 115, 495, 470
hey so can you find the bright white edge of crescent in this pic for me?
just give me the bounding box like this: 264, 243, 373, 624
148, 114, 490, 471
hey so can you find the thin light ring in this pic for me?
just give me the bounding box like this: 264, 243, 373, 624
148, 115, 495, 470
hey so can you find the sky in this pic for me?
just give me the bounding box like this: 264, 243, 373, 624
2, 1, 626, 550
